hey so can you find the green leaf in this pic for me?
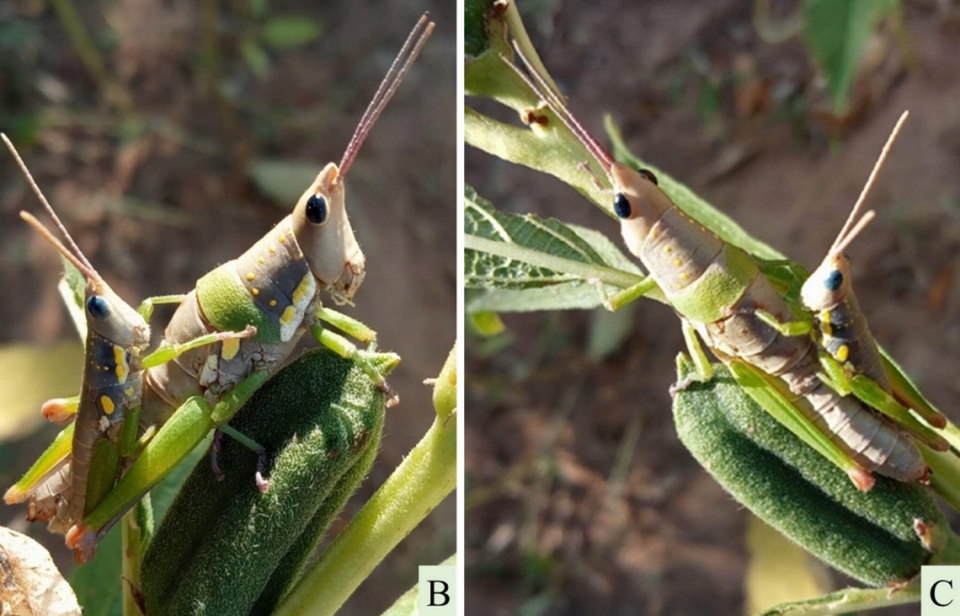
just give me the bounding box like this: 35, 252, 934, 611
467, 310, 505, 335
466, 283, 609, 312
70, 524, 123, 616
247, 158, 320, 208
465, 0, 494, 57
803, 0, 900, 114
241, 38, 271, 78
261, 15, 323, 49
464, 186, 643, 293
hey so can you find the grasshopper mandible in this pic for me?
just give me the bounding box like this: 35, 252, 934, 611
3, 135, 255, 545
507, 42, 937, 492
7, 13, 432, 563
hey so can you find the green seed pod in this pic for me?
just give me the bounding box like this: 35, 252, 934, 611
250, 434, 380, 616
672, 354, 947, 586
140, 348, 390, 615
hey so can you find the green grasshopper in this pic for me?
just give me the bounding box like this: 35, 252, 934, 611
506, 42, 944, 492
7, 13, 432, 563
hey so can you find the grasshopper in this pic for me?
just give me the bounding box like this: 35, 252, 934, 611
795, 112, 947, 450
506, 42, 942, 492
3, 136, 257, 548
7, 13, 432, 563
4, 136, 255, 543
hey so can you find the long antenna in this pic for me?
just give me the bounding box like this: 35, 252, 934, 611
20, 212, 100, 281
337, 13, 435, 183
2, 134, 101, 280
827, 111, 909, 258
506, 40, 615, 185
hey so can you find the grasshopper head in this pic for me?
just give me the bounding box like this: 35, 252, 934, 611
291, 163, 366, 305
84, 279, 150, 350
801, 254, 852, 312
610, 163, 673, 257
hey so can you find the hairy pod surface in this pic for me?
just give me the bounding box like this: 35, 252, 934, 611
672, 355, 945, 586
140, 348, 390, 615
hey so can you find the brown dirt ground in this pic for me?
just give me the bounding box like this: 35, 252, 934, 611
0, 0, 455, 613
466, 1, 960, 614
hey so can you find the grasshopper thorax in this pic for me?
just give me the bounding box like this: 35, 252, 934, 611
610, 162, 673, 257
291, 162, 365, 305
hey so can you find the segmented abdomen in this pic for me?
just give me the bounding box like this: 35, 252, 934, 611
640, 203, 923, 481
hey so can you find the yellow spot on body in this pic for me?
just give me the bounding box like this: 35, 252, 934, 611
837, 345, 849, 362
674, 259, 682, 266
222, 337, 240, 361
125, 387, 135, 397
247, 273, 255, 281
270, 299, 277, 307
651, 231, 658, 239
252, 288, 260, 296
820, 311, 832, 336
258, 257, 265, 264
664, 246, 672, 254
291, 273, 313, 305
681, 273, 689, 280
700, 226, 706, 232
113, 345, 127, 381
280, 305, 297, 326
278, 235, 286, 244
269, 246, 276, 253
100, 395, 116, 415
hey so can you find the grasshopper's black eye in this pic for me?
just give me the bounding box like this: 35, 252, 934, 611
87, 295, 110, 320
825, 270, 844, 292
306, 195, 328, 225
638, 168, 658, 185
613, 193, 631, 219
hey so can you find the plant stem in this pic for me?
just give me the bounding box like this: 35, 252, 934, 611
754, 584, 919, 616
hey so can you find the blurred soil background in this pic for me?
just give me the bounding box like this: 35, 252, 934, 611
466, 0, 960, 614
0, 0, 455, 612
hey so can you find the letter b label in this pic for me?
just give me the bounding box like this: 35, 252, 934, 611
419, 565, 456, 615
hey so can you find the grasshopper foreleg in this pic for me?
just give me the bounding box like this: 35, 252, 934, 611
735, 306, 814, 337
140, 325, 257, 369
136, 294, 188, 322
309, 323, 400, 407
594, 276, 660, 311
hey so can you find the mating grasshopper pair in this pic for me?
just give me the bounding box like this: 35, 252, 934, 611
479, 28, 951, 493
5, 14, 434, 564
